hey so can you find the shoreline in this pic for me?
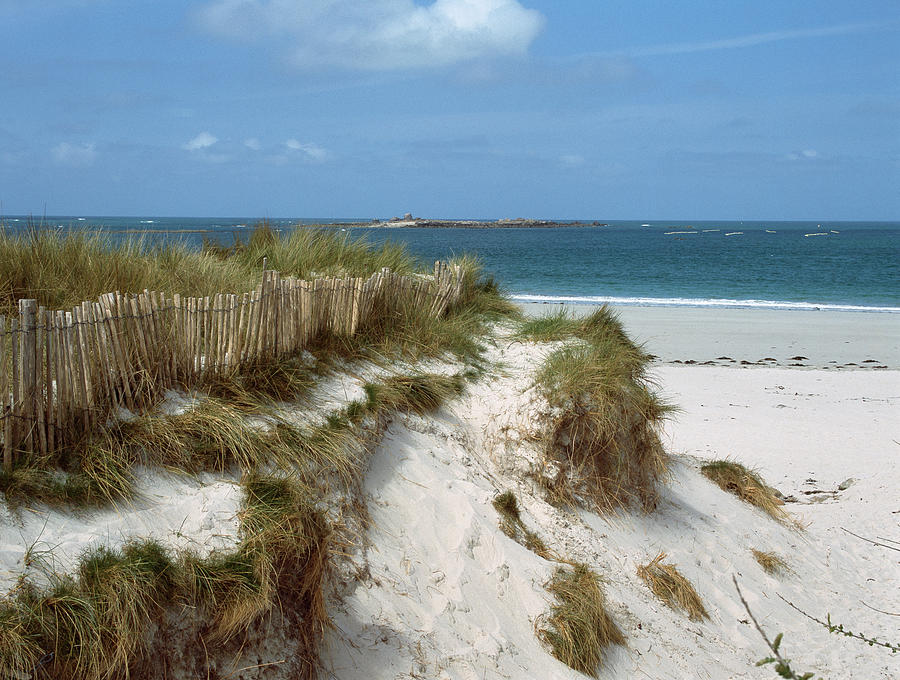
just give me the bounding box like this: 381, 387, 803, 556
517, 302, 900, 368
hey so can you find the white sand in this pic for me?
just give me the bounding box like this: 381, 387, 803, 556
323, 332, 899, 679
2, 309, 897, 678
520, 303, 900, 367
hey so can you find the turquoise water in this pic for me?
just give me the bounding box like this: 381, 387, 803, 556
3, 217, 898, 312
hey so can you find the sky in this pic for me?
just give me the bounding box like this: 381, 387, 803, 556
0, 0, 898, 220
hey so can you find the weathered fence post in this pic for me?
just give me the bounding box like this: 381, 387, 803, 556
18, 300, 38, 455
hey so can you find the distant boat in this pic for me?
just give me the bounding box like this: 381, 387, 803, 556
641, 223, 651, 227
765, 229, 776, 233
804, 232, 828, 237
724, 231, 743, 236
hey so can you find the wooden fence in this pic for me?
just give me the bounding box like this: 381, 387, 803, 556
0, 261, 465, 470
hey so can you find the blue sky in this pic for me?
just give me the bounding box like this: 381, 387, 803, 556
1, 0, 898, 219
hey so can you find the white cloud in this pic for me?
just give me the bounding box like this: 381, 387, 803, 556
285, 139, 328, 161
183, 131, 218, 151
244, 137, 261, 150
51, 142, 96, 167
197, 0, 545, 70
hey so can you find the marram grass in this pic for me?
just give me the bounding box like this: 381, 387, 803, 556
637, 552, 708, 621
752, 549, 791, 576
533, 307, 674, 512
538, 563, 625, 676
700, 460, 790, 524
0, 474, 330, 680
492, 490, 552, 559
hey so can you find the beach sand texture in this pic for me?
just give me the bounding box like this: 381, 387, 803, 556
1, 308, 897, 678
321, 311, 898, 679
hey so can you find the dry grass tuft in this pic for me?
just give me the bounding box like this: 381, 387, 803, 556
700, 460, 790, 523
538, 563, 625, 676
491, 490, 552, 559
752, 549, 791, 576
637, 552, 708, 621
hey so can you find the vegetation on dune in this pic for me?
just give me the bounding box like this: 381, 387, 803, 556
752, 549, 791, 576
0, 474, 330, 680
637, 552, 708, 621
537, 563, 626, 676
700, 460, 790, 524
491, 490, 552, 559
530, 306, 673, 512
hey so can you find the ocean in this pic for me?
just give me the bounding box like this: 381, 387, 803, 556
3, 216, 898, 313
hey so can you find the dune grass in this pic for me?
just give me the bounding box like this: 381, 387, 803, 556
532, 306, 673, 512
752, 549, 791, 576
700, 460, 790, 523
0, 224, 514, 365
538, 563, 626, 676
637, 552, 708, 621
491, 490, 552, 559
0, 223, 512, 676
0, 472, 330, 680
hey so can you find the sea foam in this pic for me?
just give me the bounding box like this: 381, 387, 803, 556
511, 294, 900, 314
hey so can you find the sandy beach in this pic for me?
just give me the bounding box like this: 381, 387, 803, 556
519, 302, 900, 368
2, 304, 897, 678
322, 307, 899, 678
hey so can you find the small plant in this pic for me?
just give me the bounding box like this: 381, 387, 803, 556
700, 460, 790, 523
752, 549, 791, 576
779, 595, 900, 654
491, 490, 552, 559
637, 552, 708, 621
537, 563, 625, 676
733, 575, 821, 680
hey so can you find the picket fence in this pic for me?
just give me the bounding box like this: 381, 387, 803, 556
0, 261, 464, 470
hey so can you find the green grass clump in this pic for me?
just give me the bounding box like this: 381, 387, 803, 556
517, 305, 648, 357
8, 539, 177, 680
534, 312, 673, 512
700, 460, 789, 523
637, 552, 708, 621
375, 373, 466, 414
0, 602, 41, 679
538, 563, 625, 676
0, 227, 253, 315
202, 355, 318, 409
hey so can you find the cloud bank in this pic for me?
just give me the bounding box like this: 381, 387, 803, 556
197, 0, 544, 70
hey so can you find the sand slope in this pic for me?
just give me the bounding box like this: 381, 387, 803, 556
323, 340, 899, 679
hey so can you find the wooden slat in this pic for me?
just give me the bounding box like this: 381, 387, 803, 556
19, 300, 37, 453
9, 318, 20, 458
36, 307, 48, 455
1, 317, 9, 470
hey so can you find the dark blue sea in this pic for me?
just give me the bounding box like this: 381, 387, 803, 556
3, 216, 898, 313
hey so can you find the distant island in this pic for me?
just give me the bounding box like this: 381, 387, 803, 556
331, 214, 608, 228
